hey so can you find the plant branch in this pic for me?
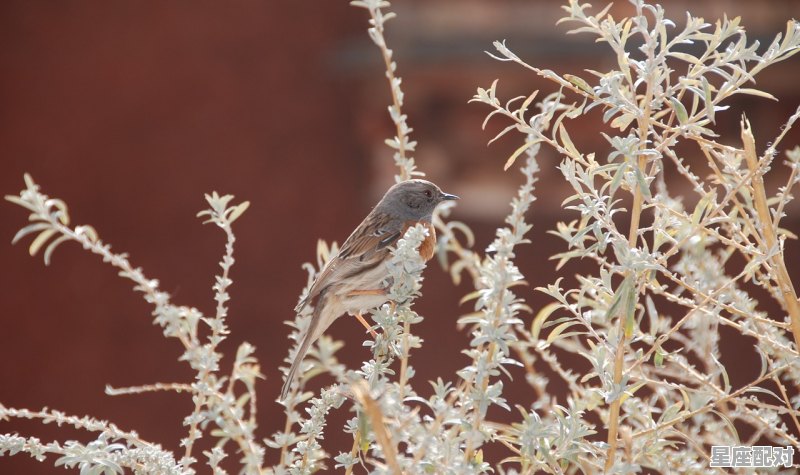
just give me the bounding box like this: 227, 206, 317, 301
741, 117, 800, 350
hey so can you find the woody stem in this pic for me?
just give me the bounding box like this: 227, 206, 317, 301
741, 118, 800, 351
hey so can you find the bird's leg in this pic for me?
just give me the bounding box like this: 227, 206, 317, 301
347, 290, 385, 339
354, 312, 378, 339
347, 289, 386, 296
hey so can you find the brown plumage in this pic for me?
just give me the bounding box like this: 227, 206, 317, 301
280, 179, 457, 401
408, 221, 436, 262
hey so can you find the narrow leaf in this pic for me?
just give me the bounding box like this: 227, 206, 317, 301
610, 113, 635, 131
669, 97, 689, 124
546, 321, 579, 344
558, 123, 580, 158
504, 140, 542, 171
654, 347, 665, 367
702, 77, 715, 124
711, 410, 740, 444
564, 74, 593, 94
605, 275, 632, 321
43, 235, 71, 266
735, 88, 778, 101
228, 201, 250, 224
29, 229, 56, 257
532, 302, 561, 340
12, 223, 51, 245
634, 165, 651, 200
517, 90, 539, 121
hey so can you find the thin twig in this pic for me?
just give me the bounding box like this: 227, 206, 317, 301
351, 381, 402, 474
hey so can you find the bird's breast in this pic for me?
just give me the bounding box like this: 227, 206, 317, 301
403, 220, 436, 262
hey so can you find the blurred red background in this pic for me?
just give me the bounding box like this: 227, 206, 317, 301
2, 1, 800, 473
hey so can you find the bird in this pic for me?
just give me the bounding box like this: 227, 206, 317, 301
280, 179, 458, 401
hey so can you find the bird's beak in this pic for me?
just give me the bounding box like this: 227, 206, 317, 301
440, 192, 459, 201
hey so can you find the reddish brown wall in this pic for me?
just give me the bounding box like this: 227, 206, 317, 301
0, 1, 368, 471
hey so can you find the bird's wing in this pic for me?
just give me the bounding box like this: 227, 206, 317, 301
337, 212, 400, 260
295, 212, 400, 313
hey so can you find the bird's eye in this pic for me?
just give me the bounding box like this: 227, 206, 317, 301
424, 190, 432, 198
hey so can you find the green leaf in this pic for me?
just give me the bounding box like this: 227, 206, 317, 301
605, 275, 637, 338
564, 74, 593, 94
609, 162, 627, 196
620, 381, 646, 404
558, 123, 580, 158
702, 77, 714, 124
358, 411, 371, 452
546, 321, 580, 345
517, 90, 539, 121
634, 165, 651, 200
654, 347, 665, 367
605, 275, 632, 321
610, 113, 635, 131
532, 302, 561, 340
669, 97, 689, 124
504, 140, 542, 171
623, 278, 637, 339
691, 193, 713, 226
659, 401, 684, 424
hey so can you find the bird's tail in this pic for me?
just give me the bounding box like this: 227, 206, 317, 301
280, 293, 325, 402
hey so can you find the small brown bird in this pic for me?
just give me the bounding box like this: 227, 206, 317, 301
280, 179, 458, 401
